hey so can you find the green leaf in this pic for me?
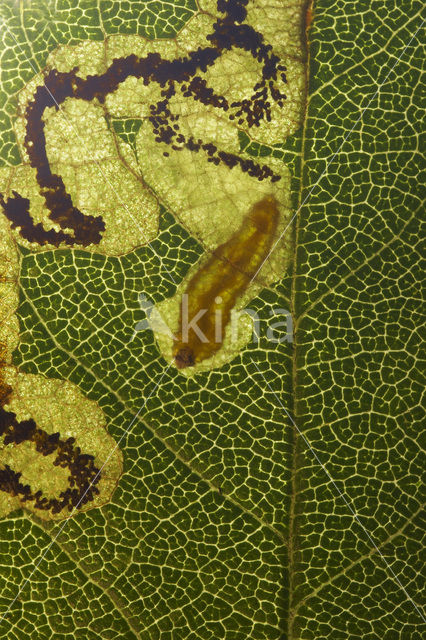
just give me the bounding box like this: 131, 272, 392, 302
110, 118, 143, 160
291, 2, 425, 636
0, 0, 424, 638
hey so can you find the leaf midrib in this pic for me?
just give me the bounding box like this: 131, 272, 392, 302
288, 3, 315, 636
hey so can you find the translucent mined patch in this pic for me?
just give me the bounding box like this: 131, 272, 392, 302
4, 0, 304, 262
0, 167, 19, 360
1, 371, 123, 521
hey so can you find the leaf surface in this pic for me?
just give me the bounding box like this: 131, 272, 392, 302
0, 1, 424, 639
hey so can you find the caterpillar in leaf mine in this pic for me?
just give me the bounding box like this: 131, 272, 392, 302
173, 195, 280, 369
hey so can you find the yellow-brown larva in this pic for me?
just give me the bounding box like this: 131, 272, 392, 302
174, 194, 280, 368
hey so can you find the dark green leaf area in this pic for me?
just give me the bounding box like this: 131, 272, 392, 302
11, 212, 294, 640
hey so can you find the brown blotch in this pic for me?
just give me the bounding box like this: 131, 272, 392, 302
0, 191, 76, 246
175, 346, 196, 369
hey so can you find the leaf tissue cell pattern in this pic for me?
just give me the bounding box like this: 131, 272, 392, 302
0, 0, 424, 639
291, 0, 425, 638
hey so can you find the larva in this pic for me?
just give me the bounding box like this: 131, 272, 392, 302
174, 194, 280, 368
